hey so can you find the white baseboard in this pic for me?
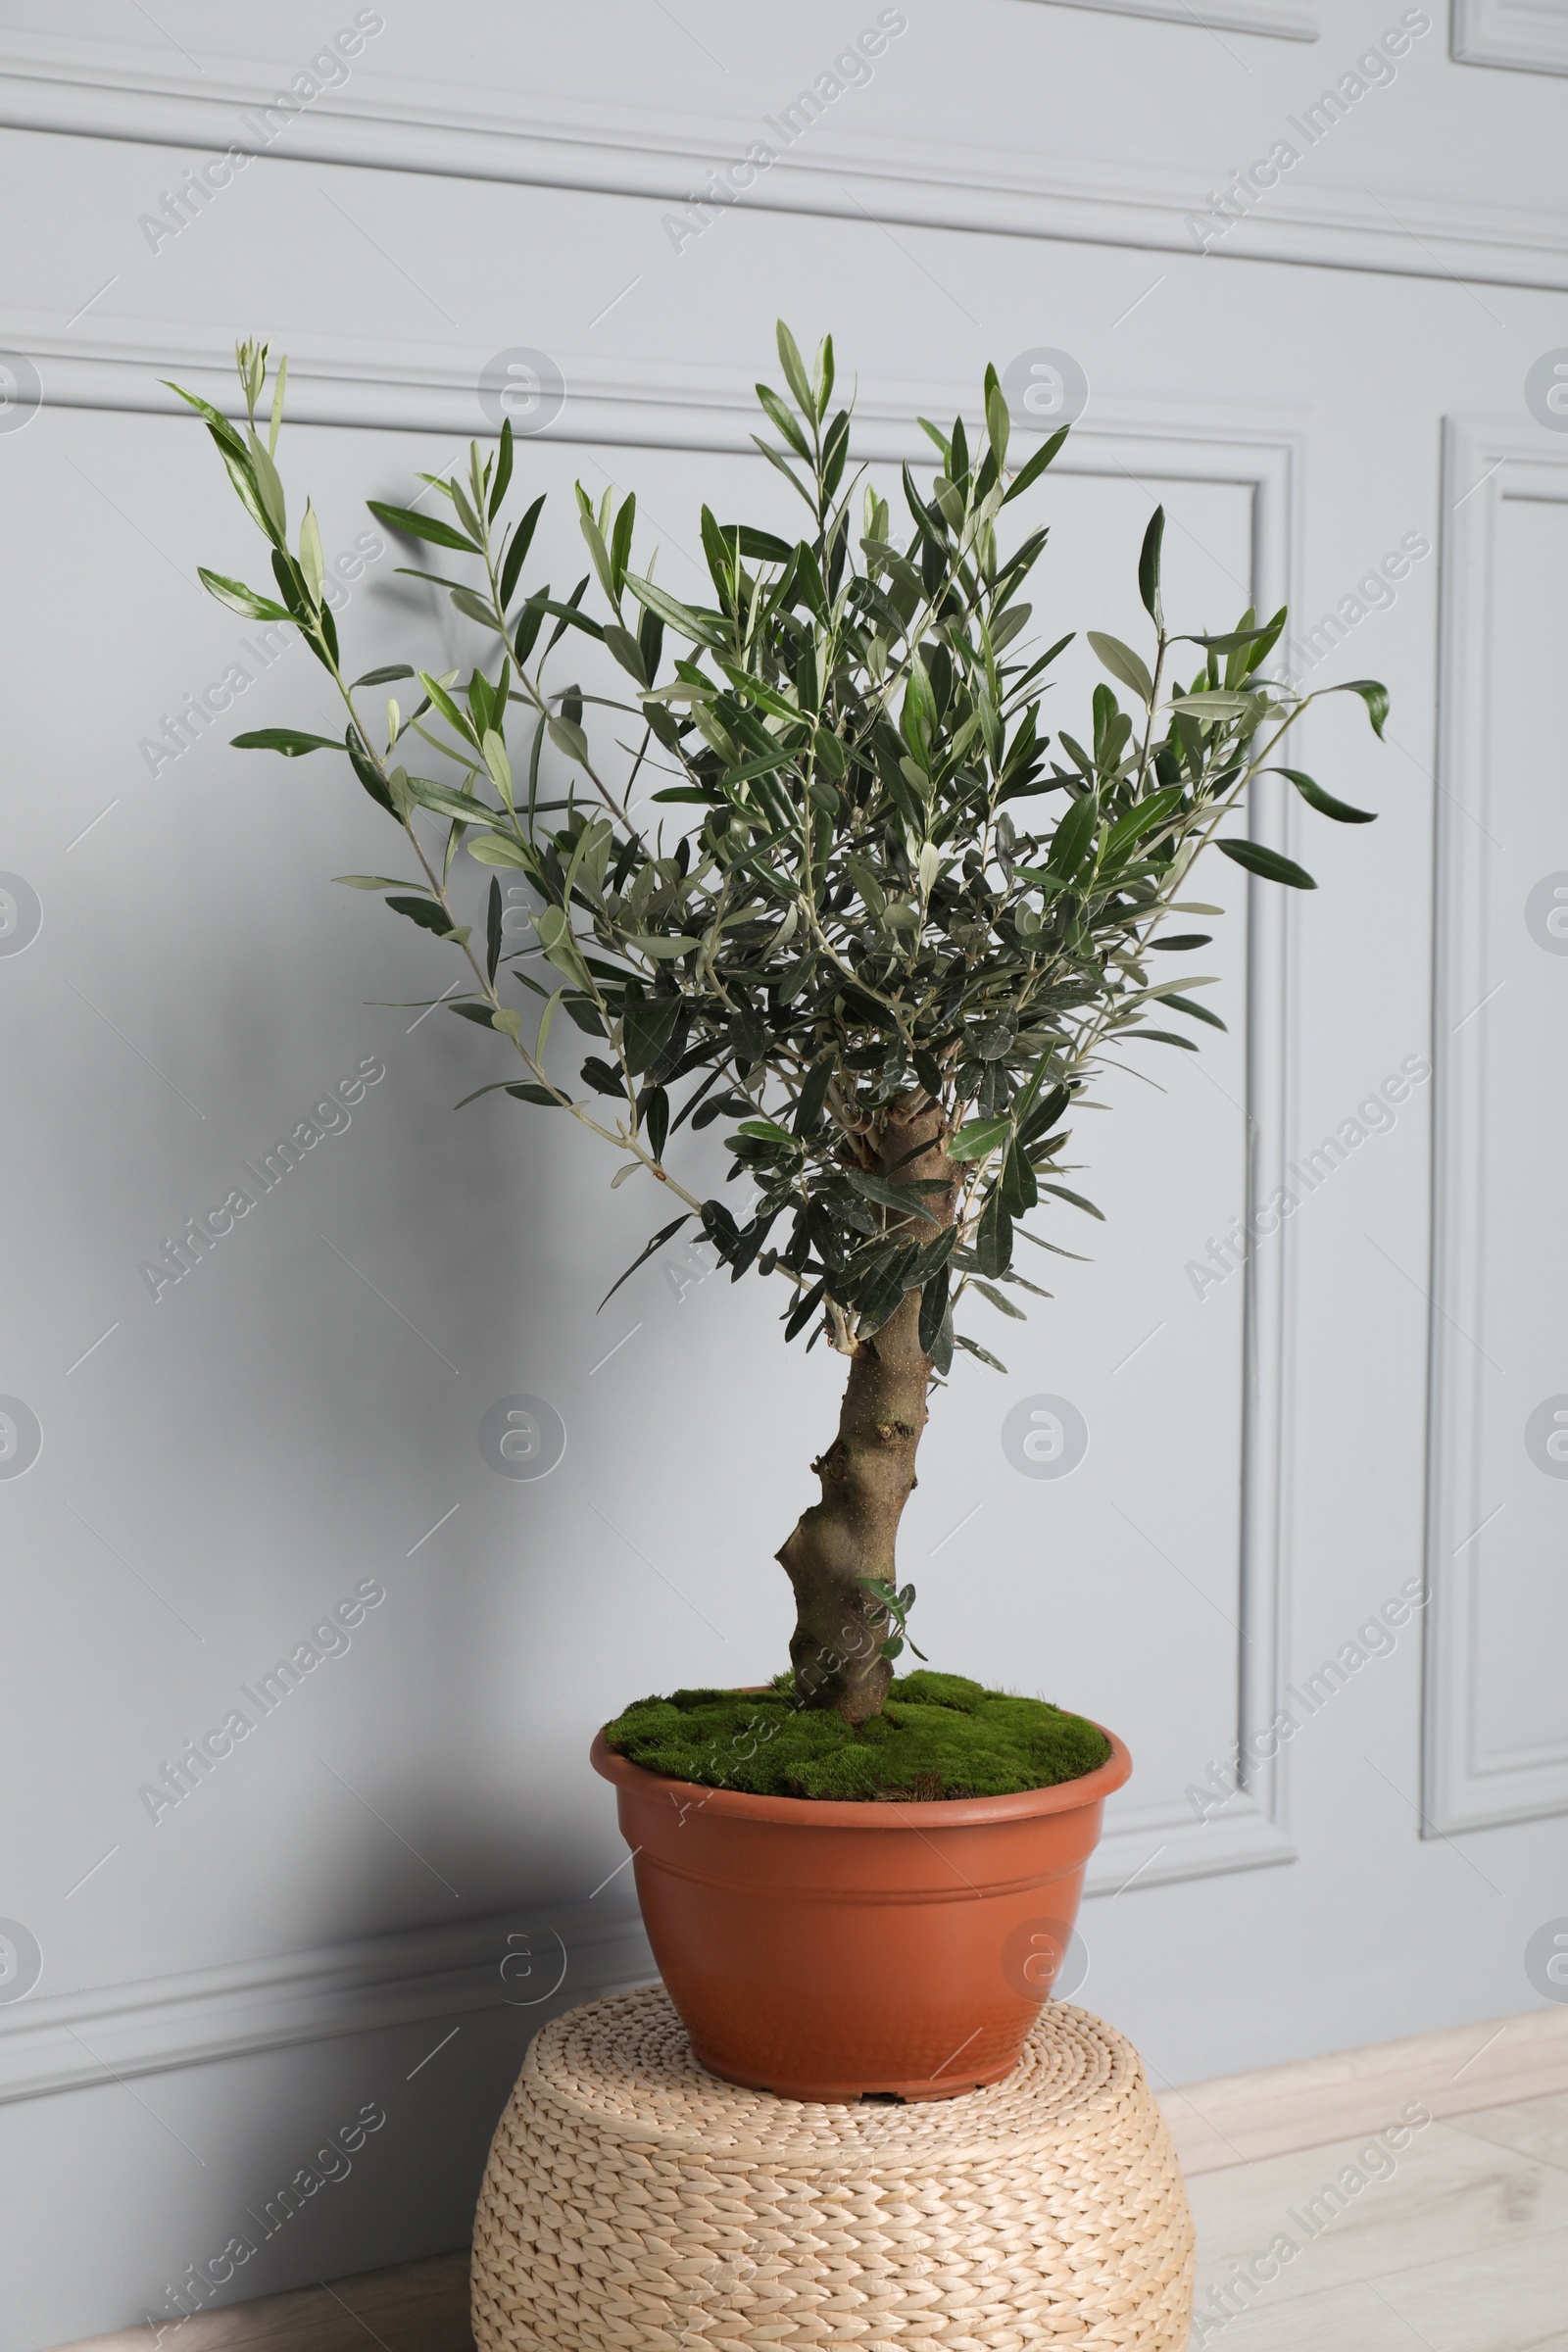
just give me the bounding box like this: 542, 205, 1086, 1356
1160, 2003, 1568, 2173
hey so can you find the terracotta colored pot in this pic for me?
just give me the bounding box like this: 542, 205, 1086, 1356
589, 1720, 1131, 2102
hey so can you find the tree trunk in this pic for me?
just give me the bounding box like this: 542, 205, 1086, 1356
776, 1095, 956, 1723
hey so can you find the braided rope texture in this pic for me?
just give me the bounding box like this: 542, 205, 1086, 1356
472, 1984, 1195, 2349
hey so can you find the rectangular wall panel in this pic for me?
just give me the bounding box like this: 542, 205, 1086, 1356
1424, 417, 1568, 1830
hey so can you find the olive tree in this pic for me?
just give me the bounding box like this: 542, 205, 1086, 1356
177, 326, 1384, 1723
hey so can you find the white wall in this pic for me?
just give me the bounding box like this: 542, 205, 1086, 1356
1, 5, 1566, 2344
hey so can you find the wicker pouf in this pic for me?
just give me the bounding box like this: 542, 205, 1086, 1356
472, 1984, 1194, 2349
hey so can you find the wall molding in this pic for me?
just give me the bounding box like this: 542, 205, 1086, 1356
3, 35, 1568, 292
0, 1793, 1291, 2114
1452, 0, 1568, 75
0, 309, 1305, 470
0, 1903, 653, 2108
1424, 415, 1568, 1836
1041, 0, 1317, 35
1087, 1794, 1297, 1896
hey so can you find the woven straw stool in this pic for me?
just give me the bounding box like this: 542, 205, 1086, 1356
472, 1984, 1194, 2349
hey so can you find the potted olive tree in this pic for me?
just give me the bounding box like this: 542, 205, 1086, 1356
177, 327, 1383, 2100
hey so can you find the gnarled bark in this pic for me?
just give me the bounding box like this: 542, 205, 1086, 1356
776, 1095, 956, 1722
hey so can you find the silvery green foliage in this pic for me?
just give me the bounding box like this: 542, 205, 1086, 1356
178, 327, 1384, 1373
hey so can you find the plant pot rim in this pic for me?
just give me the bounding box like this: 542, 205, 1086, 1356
589, 1718, 1132, 1826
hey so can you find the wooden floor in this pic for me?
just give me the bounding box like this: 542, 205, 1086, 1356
55, 2006, 1568, 2352
1185, 2089, 1568, 2349
56, 2254, 476, 2352
1168, 2006, 1568, 2349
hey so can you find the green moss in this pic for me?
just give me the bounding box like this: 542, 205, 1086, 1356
601, 1671, 1111, 1800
